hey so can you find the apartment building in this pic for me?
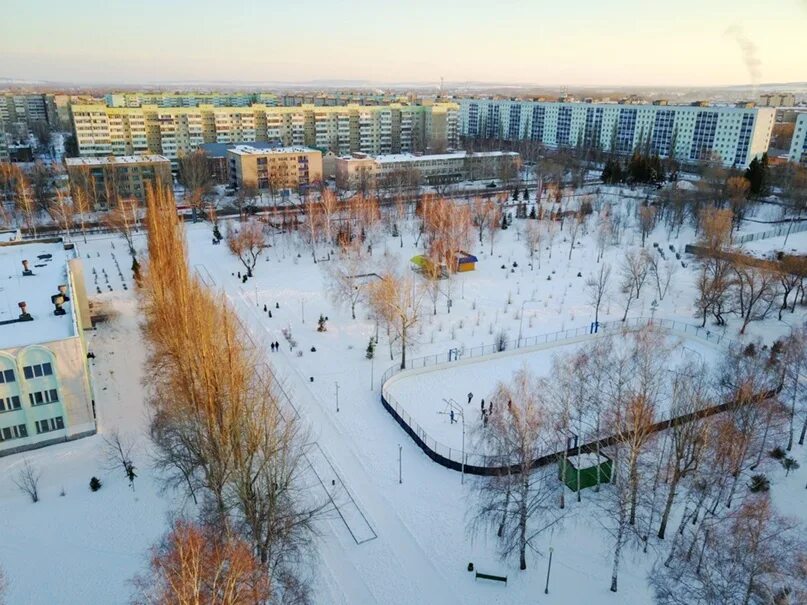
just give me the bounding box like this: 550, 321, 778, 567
0, 241, 95, 456
0, 93, 59, 138
759, 93, 797, 108
788, 113, 807, 165
70, 102, 460, 164
459, 99, 776, 168
335, 150, 520, 189
104, 91, 278, 108
0, 116, 8, 162
227, 145, 323, 192
65, 155, 172, 207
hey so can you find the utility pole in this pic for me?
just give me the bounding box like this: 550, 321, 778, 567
398, 444, 402, 484
301, 299, 305, 324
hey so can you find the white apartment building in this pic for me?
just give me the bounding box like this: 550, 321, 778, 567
788, 113, 807, 165
459, 99, 776, 168
0, 241, 96, 456
71, 102, 460, 164
103, 92, 278, 108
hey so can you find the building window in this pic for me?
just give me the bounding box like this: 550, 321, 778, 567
0, 369, 15, 383
22, 362, 53, 379
0, 396, 21, 412
28, 389, 58, 406
0, 423, 28, 441
35, 416, 64, 434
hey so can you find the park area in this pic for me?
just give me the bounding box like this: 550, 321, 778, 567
0, 179, 805, 605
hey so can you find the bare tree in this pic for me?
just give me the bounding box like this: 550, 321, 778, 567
13, 459, 41, 503
368, 270, 423, 369
178, 149, 214, 214
657, 362, 712, 539
326, 245, 370, 319
470, 368, 563, 570
647, 255, 678, 302
586, 262, 611, 326
131, 518, 272, 605
227, 220, 267, 277
523, 220, 543, 269
105, 197, 140, 258
733, 262, 777, 334
103, 429, 137, 489
619, 249, 649, 322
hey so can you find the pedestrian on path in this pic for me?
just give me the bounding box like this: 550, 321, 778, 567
467, 392, 473, 404
450, 410, 456, 424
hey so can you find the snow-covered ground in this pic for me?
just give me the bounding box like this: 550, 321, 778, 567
1, 191, 806, 604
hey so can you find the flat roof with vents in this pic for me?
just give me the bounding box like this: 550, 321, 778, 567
0, 241, 77, 349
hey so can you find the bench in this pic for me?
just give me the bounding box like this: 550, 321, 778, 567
475, 571, 507, 585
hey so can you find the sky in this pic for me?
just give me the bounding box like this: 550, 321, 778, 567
1, 0, 806, 87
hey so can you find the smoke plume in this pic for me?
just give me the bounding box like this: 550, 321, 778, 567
724, 24, 762, 87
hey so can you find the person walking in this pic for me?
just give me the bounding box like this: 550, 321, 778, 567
467, 392, 473, 405
450, 410, 456, 424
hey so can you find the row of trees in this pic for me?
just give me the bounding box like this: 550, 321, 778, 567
470, 325, 807, 600
135, 181, 320, 603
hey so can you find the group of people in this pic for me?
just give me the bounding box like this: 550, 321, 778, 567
269, 341, 281, 352
448, 392, 512, 427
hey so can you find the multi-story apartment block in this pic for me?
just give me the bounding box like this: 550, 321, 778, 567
0, 93, 57, 138
788, 113, 807, 165
70, 102, 460, 165
759, 93, 797, 108
65, 155, 172, 207
459, 99, 775, 168
103, 92, 278, 108
335, 150, 520, 189
0, 242, 96, 456
227, 145, 323, 192
0, 116, 8, 162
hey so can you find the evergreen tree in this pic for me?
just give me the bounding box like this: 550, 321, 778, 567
523, 188, 529, 201
513, 187, 519, 201
365, 337, 375, 360
744, 153, 769, 196
529, 205, 537, 220
317, 314, 327, 332
501, 212, 508, 230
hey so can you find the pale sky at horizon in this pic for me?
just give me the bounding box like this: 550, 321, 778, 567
1, 0, 806, 87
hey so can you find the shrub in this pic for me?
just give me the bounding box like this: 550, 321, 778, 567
781, 457, 800, 476
748, 474, 770, 493
769, 446, 786, 460
89, 477, 102, 492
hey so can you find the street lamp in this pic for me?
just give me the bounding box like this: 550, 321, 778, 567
544, 546, 554, 594
335, 381, 340, 413
443, 398, 465, 483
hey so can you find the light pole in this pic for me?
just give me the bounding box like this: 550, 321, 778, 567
301, 299, 305, 324
443, 398, 465, 483
335, 381, 340, 413
544, 546, 554, 594
398, 444, 402, 484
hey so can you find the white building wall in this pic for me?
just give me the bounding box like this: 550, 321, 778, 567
788, 113, 807, 164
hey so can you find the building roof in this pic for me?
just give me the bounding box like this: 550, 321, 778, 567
336, 151, 518, 164
65, 155, 170, 167
226, 145, 319, 157
199, 141, 281, 158
0, 241, 77, 350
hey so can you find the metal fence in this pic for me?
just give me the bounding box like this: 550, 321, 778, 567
735, 220, 807, 245
380, 316, 734, 472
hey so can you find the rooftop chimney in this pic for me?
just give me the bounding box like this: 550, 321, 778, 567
51, 293, 66, 316
22, 260, 33, 276
18, 301, 32, 321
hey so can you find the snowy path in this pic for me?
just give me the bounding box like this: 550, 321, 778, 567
221, 280, 464, 605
